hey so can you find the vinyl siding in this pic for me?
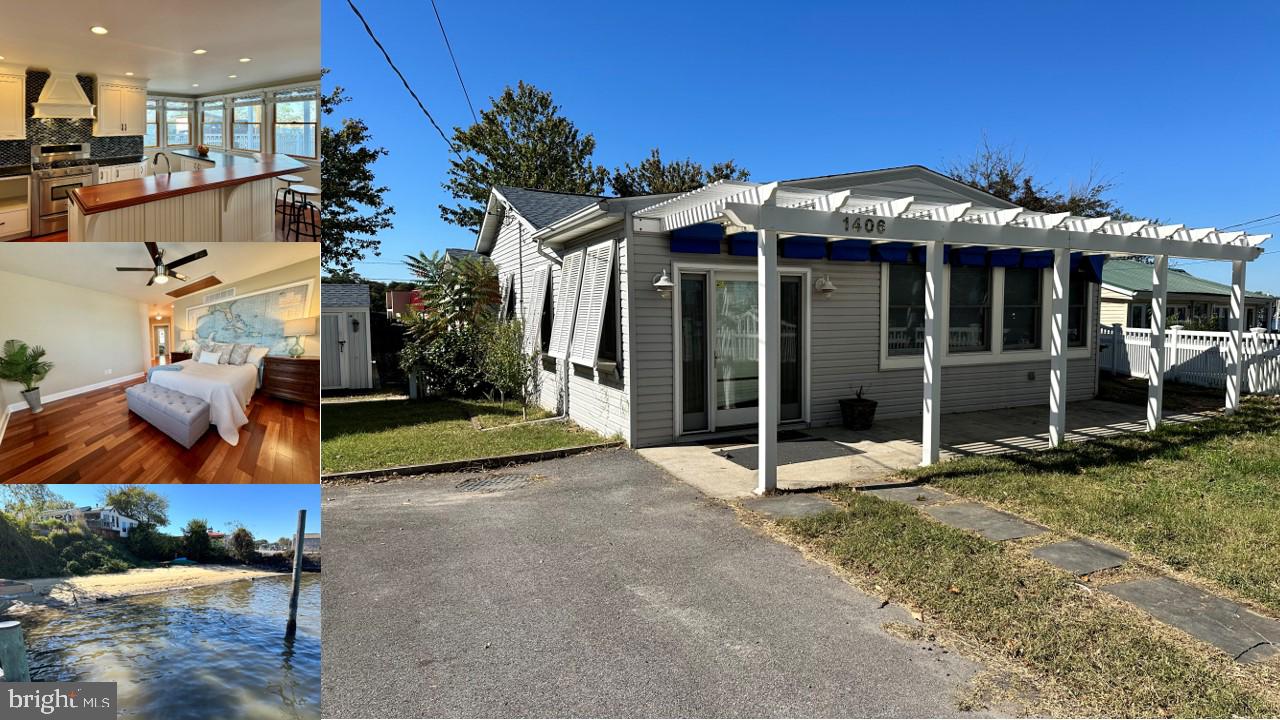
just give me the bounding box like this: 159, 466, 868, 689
487, 213, 562, 414
1099, 299, 1130, 327
626, 224, 1102, 448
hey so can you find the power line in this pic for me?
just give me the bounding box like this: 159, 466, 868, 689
428, 0, 477, 124
347, 0, 461, 161
1222, 210, 1280, 230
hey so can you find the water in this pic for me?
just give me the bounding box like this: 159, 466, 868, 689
18, 574, 320, 720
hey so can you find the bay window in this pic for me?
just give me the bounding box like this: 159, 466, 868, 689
886, 264, 926, 356
200, 99, 225, 148
233, 95, 264, 151
1002, 267, 1042, 351
165, 100, 193, 146
949, 266, 991, 353
272, 87, 319, 159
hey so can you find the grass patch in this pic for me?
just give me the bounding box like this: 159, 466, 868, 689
321, 397, 608, 473
907, 393, 1280, 615
778, 489, 1280, 717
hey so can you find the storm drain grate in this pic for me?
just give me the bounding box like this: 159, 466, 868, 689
455, 474, 535, 493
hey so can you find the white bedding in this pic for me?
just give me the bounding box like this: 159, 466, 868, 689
150, 360, 259, 445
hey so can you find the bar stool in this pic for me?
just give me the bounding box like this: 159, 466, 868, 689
284, 185, 321, 241
275, 174, 304, 223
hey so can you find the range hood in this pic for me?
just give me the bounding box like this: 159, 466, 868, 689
31, 71, 95, 120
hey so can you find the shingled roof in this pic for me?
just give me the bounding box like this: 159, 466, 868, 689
493, 186, 603, 229
1104, 259, 1273, 299
322, 284, 370, 308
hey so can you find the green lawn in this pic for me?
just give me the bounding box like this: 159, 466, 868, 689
321, 397, 609, 473
779, 491, 1279, 717
906, 392, 1280, 616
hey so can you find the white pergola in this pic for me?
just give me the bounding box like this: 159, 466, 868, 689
635, 181, 1270, 494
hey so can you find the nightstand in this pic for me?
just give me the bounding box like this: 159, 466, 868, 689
170, 351, 193, 363
263, 355, 320, 404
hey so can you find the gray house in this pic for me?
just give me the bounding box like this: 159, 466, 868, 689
476, 166, 1266, 492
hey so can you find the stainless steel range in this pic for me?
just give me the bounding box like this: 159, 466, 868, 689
30, 143, 98, 236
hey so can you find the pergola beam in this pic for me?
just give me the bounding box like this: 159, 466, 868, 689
921, 241, 945, 466
1226, 260, 1247, 414
1147, 255, 1170, 431
1048, 247, 1070, 447
755, 229, 780, 494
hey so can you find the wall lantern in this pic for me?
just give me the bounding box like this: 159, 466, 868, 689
653, 268, 675, 299
815, 274, 837, 297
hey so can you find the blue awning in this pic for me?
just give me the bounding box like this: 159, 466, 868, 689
671, 223, 723, 254
876, 242, 915, 263
781, 235, 826, 259
829, 239, 871, 262
989, 248, 1021, 267
1021, 250, 1053, 268
727, 231, 756, 256
953, 246, 989, 266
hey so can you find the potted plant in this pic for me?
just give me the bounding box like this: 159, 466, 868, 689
838, 385, 878, 431
0, 339, 54, 414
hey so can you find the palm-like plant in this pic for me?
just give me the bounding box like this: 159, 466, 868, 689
0, 339, 54, 392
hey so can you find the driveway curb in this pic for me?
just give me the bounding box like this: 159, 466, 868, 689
320, 441, 624, 482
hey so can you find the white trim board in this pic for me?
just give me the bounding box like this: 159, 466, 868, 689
0, 405, 9, 448
4, 372, 145, 414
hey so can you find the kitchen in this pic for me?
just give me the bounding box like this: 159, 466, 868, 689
0, 1, 320, 242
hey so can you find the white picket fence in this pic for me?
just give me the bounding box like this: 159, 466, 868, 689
1098, 324, 1280, 395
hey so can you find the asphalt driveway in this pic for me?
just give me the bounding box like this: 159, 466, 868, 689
321, 448, 989, 718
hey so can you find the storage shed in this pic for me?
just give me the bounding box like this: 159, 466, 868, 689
321, 284, 373, 390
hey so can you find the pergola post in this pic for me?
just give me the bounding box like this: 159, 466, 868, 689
1147, 255, 1169, 431
1226, 259, 1247, 414
755, 229, 780, 495
1048, 248, 1070, 447
921, 240, 944, 466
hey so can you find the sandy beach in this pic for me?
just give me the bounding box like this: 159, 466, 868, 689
12, 565, 285, 607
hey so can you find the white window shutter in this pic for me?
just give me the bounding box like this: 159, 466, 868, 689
523, 267, 549, 352
569, 241, 616, 367
497, 273, 512, 318
546, 251, 585, 359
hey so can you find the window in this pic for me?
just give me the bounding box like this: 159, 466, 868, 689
165, 100, 193, 146
1067, 271, 1088, 347
144, 98, 159, 148
567, 241, 616, 368
232, 95, 264, 151
886, 264, 926, 356
598, 265, 620, 366
273, 87, 319, 159
950, 266, 992, 353
539, 277, 554, 354
1129, 304, 1147, 328
200, 99, 225, 148
1002, 267, 1042, 351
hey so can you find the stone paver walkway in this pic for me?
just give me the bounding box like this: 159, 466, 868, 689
741, 493, 839, 520
857, 483, 1279, 664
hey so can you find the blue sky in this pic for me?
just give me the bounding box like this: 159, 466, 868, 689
323, 0, 1280, 293
50, 485, 320, 541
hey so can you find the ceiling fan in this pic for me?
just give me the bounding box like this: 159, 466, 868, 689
115, 242, 208, 286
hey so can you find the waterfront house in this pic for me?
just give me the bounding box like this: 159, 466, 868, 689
39, 506, 139, 538
475, 165, 1269, 493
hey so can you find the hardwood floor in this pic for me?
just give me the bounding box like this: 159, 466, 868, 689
0, 378, 318, 483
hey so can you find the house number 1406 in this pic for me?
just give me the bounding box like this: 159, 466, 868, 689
842, 216, 887, 234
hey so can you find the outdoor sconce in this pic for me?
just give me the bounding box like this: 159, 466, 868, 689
815, 274, 837, 298
653, 268, 675, 299
351, 317, 361, 332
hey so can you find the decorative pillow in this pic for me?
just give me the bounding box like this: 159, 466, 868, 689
228, 343, 252, 365
246, 346, 270, 366
211, 342, 233, 364
198, 350, 221, 365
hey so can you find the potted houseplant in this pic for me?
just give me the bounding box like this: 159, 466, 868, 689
0, 339, 54, 414
838, 386, 878, 431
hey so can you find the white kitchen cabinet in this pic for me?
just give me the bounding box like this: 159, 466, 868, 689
0, 66, 25, 141
96, 162, 148, 184
0, 175, 30, 240
94, 78, 148, 137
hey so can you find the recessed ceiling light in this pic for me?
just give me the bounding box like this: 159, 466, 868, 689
192, 83, 199, 87
239, 57, 251, 63
90, 26, 109, 35
192, 49, 207, 55
227, 74, 238, 79
0, 56, 5, 61
125, 72, 134, 76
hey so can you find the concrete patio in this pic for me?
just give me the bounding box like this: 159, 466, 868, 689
637, 399, 1217, 499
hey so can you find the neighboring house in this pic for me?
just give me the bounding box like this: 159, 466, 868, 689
475, 167, 1111, 449
39, 506, 140, 538
1101, 258, 1274, 329
208, 530, 227, 546
321, 284, 373, 391
385, 289, 421, 321
302, 533, 320, 553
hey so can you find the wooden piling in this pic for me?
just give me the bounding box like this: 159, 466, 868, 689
0, 620, 31, 682
285, 509, 306, 638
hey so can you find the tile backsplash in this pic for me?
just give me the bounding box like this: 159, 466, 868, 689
0, 70, 144, 166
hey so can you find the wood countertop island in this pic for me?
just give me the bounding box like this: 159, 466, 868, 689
67, 154, 309, 242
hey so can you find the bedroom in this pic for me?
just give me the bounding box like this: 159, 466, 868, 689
0, 242, 320, 482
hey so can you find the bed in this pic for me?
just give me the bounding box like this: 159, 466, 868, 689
149, 359, 260, 445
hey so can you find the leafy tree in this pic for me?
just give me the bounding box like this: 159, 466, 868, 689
0, 485, 72, 525
442, 81, 608, 230
481, 319, 536, 416
610, 147, 750, 197
228, 527, 258, 563
125, 525, 179, 562
182, 518, 213, 563
277, 536, 293, 550
103, 486, 169, 528
400, 251, 502, 397
946, 136, 1136, 220
322, 78, 395, 275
